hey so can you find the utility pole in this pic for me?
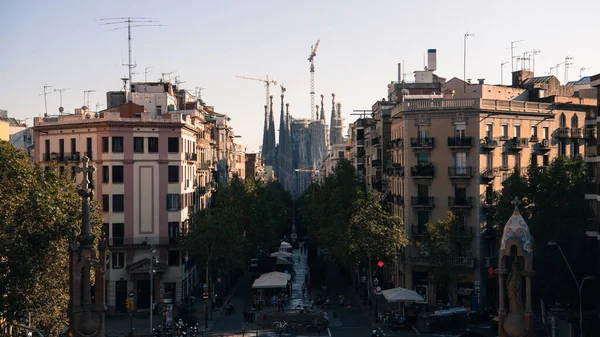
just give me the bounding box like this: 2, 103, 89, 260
144, 66, 153, 82
39, 85, 53, 116
509, 40, 525, 72
464, 32, 475, 93
501, 61, 508, 85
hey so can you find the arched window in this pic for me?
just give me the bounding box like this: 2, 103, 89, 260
559, 114, 567, 128
571, 115, 579, 128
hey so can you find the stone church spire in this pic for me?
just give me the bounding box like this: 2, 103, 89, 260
261, 104, 269, 164
320, 94, 326, 121
267, 95, 276, 166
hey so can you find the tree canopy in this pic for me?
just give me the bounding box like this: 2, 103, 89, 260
0, 141, 102, 335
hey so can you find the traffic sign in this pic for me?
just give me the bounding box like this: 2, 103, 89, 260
361, 276, 367, 283
128, 291, 134, 299
376, 286, 382, 295
203, 292, 209, 300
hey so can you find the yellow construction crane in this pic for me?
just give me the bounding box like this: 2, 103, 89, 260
308, 38, 320, 120
235, 75, 278, 107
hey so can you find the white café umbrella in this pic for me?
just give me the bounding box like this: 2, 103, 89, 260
381, 287, 425, 303
276, 257, 293, 265
269, 251, 292, 258
261, 271, 292, 281
252, 275, 288, 289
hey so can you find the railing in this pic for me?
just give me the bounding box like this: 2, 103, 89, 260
480, 137, 500, 149
584, 128, 596, 140
410, 164, 435, 178
393, 138, 404, 148
399, 98, 553, 114
387, 166, 404, 176
411, 196, 434, 207
394, 195, 405, 205
371, 159, 381, 167
407, 256, 475, 268
448, 166, 472, 178
448, 196, 473, 208
186, 153, 198, 161
585, 145, 598, 157
481, 167, 500, 179
0, 321, 45, 337
571, 128, 583, 138
372, 136, 380, 146
539, 139, 551, 149
108, 236, 181, 246
556, 127, 570, 138
529, 136, 539, 143
356, 157, 365, 165
585, 182, 599, 195
199, 161, 212, 170
357, 139, 365, 146
410, 137, 434, 149
509, 137, 529, 149
43, 152, 82, 162
447, 136, 472, 148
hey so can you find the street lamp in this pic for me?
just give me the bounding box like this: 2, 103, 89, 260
150, 246, 158, 334
547, 241, 594, 336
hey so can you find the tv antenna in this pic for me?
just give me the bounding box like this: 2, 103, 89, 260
54, 88, 71, 114
564, 56, 574, 84
39, 85, 53, 117
580, 66, 589, 79
500, 61, 509, 85
174, 76, 185, 86
524, 50, 541, 73
195, 87, 205, 100
507, 40, 525, 72
144, 66, 153, 82
97, 17, 164, 92
96, 102, 104, 112
84, 90, 96, 109
161, 72, 174, 82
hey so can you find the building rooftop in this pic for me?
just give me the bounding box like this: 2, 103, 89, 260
0, 116, 23, 127
522, 76, 554, 85
566, 77, 591, 87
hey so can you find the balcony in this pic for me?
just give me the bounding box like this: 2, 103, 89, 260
447, 136, 472, 149
371, 159, 382, 167
411, 225, 425, 238
448, 196, 473, 209
410, 164, 435, 178
356, 157, 365, 165
410, 137, 434, 150
372, 136, 380, 146
571, 128, 583, 139
411, 196, 435, 208
393, 138, 404, 148
199, 161, 212, 170
480, 137, 499, 151
481, 167, 500, 183
448, 166, 472, 179
538, 139, 551, 153
584, 128, 596, 140
186, 153, 198, 161
529, 136, 539, 143
387, 165, 404, 177
406, 256, 475, 268
393, 195, 405, 205
386, 141, 395, 150
556, 127, 570, 138
509, 137, 528, 151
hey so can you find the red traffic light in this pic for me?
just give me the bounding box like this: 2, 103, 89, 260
377, 261, 384, 268
488, 267, 495, 275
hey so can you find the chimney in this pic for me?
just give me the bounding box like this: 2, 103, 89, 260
512, 70, 534, 87
398, 63, 402, 82
478, 78, 485, 84
427, 49, 437, 71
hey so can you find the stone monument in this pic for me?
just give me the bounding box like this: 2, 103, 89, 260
68, 156, 107, 337
497, 197, 534, 337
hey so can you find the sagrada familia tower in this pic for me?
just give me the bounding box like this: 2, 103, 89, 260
262, 89, 343, 197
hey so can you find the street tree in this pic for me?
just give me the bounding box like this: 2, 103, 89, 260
419, 211, 473, 304
0, 141, 102, 335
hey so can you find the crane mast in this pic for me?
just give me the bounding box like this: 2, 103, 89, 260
308, 39, 320, 120
235, 75, 278, 108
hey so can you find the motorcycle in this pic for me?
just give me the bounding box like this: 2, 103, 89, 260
190, 323, 199, 337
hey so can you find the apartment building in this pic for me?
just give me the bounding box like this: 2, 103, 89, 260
245, 152, 265, 181
389, 94, 593, 309
585, 73, 600, 243
33, 105, 203, 314
364, 101, 394, 192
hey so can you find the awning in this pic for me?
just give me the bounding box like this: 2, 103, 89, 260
280, 241, 292, 249
381, 287, 425, 303
457, 288, 474, 296
261, 271, 292, 281
276, 257, 293, 265
269, 251, 292, 258
252, 275, 288, 289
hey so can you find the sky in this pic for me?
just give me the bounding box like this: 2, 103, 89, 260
1, 0, 599, 152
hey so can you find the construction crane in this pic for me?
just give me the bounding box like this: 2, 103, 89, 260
235, 75, 278, 107
308, 39, 321, 120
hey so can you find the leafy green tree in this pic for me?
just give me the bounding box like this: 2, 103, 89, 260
0, 141, 102, 335
489, 157, 592, 305
419, 211, 473, 304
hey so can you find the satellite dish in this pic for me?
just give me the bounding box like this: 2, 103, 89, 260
58, 107, 64, 113
94, 112, 100, 118
81, 106, 88, 111
85, 114, 91, 119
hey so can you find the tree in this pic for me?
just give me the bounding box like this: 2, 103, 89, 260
419, 211, 473, 304
489, 157, 592, 305
0, 141, 102, 335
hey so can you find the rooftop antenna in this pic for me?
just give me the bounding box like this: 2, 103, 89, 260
580, 66, 589, 79
463, 31, 475, 93
501, 61, 508, 85
39, 85, 53, 117
549, 66, 557, 76
508, 40, 525, 72
95, 102, 104, 112
53, 87, 70, 114
97, 17, 164, 94
174, 76, 185, 86
160, 72, 174, 82
144, 66, 153, 82
195, 87, 205, 100
564, 56, 574, 84
554, 61, 565, 78
524, 49, 541, 73
121, 78, 129, 91
84, 90, 96, 109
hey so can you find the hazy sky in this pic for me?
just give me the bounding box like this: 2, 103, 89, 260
1, 0, 598, 152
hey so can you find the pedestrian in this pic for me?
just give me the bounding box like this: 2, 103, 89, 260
152, 300, 157, 315
190, 294, 195, 307
308, 283, 312, 296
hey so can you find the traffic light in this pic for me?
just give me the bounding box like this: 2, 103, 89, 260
126, 298, 134, 312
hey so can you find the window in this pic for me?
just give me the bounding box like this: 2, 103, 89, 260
571, 115, 579, 128
455, 152, 467, 174
156, 105, 162, 115
515, 153, 521, 170
455, 186, 466, 200
485, 124, 493, 139
112, 166, 124, 183
572, 140, 580, 157
134, 137, 144, 153
168, 250, 181, 266
102, 166, 109, 183
113, 194, 124, 212
102, 137, 109, 152
164, 283, 176, 301
59, 139, 65, 160
168, 138, 179, 153
86, 137, 92, 159
102, 223, 109, 239
45, 139, 50, 156
531, 126, 538, 138
167, 194, 181, 211
559, 140, 566, 156
112, 137, 124, 153
112, 252, 125, 269
543, 154, 549, 166
502, 152, 508, 168
338, 151, 345, 159
112, 223, 124, 245
543, 127, 549, 140
417, 184, 428, 198
559, 114, 566, 128
454, 123, 466, 139
102, 194, 109, 212
168, 222, 180, 244
168, 166, 179, 183
148, 137, 159, 153
501, 124, 508, 138
417, 211, 429, 232
417, 127, 429, 141
486, 153, 493, 170
531, 153, 538, 166
417, 152, 429, 165
71, 138, 76, 153
514, 125, 521, 138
